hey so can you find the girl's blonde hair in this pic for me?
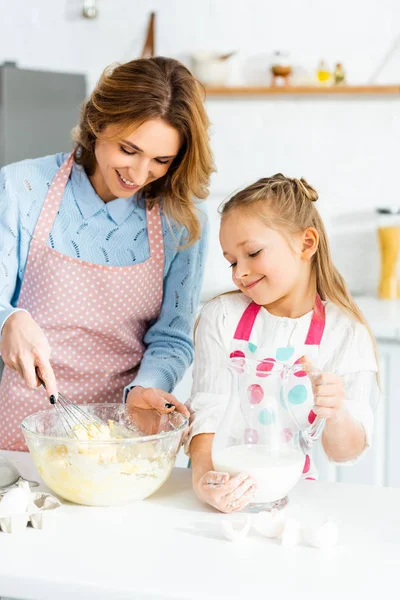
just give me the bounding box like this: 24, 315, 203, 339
220, 173, 378, 367
73, 56, 214, 246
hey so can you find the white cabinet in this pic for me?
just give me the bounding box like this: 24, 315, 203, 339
377, 341, 400, 488
316, 297, 400, 486
311, 339, 399, 487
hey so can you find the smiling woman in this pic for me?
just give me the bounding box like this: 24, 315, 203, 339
73, 57, 212, 245
0, 56, 214, 451
90, 119, 181, 201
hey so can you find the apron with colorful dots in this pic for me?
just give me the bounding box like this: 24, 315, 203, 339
229, 295, 326, 480
0, 153, 165, 451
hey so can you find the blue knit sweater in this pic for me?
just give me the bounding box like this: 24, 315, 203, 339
0, 153, 208, 395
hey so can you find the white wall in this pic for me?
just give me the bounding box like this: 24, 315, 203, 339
1, 0, 399, 296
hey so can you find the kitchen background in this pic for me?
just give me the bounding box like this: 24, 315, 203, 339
1, 0, 400, 485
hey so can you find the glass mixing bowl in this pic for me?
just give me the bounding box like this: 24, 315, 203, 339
21, 404, 187, 507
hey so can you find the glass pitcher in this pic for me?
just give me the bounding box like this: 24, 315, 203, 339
212, 357, 325, 512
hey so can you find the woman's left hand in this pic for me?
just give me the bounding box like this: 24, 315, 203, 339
126, 386, 190, 435
126, 386, 189, 416
311, 373, 346, 423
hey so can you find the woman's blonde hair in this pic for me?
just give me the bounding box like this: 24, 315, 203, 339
73, 56, 214, 245
220, 173, 378, 367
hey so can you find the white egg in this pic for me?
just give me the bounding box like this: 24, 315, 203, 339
0, 488, 30, 517
303, 521, 339, 549
253, 509, 286, 539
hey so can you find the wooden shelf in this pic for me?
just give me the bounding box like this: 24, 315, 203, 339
205, 85, 400, 97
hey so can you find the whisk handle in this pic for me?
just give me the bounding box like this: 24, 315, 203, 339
35, 368, 56, 404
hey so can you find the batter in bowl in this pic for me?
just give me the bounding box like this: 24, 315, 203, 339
32, 420, 175, 506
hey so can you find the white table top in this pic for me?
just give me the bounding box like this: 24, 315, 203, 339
0, 450, 399, 600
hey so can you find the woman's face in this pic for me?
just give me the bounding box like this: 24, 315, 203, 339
92, 118, 182, 201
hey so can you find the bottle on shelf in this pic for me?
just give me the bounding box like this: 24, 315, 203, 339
270, 51, 292, 86
333, 63, 346, 85
316, 60, 331, 85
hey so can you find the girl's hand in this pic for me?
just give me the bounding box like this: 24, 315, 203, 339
0, 311, 57, 399
194, 471, 256, 513
312, 372, 346, 424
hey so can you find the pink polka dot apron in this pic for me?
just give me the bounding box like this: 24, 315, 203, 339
0, 154, 164, 451
229, 295, 326, 481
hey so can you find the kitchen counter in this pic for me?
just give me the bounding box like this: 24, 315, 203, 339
0, 451, 400, 600
355, 296, 400, 340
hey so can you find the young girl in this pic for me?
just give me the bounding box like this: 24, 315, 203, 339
186, 174, 378, 513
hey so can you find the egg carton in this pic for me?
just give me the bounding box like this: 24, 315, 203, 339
0, 482, 61, 534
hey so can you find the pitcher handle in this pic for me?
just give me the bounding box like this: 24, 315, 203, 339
299, 416, 326, 453
284, 358, 326, 453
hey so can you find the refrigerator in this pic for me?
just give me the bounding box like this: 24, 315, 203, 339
0, 62, 86, 167
0, 63, 86, 381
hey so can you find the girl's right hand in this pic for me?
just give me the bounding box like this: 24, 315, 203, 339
0, 311, 57, 399
194, 470, 257, 513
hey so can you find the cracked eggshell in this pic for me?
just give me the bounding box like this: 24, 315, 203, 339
281, 518, 301, 548
222, 515, 252, 542
303, 521, 338, 549
253, 509, 286, 539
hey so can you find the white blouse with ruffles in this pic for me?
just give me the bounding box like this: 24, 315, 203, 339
185, 293, 378, 465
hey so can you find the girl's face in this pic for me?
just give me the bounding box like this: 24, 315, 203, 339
220, 210, 312, 307
92, 118, 182, 201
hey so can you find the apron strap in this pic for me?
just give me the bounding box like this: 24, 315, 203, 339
32, 153, 74, 244
233, 294, 326, 345
304, 293, 325, 346
233, 302, 261, 341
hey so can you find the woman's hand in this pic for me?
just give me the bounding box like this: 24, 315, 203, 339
126, 386, 190, 435
312, 372, 346, 424
126, 386, 189, 416
0, 311, 57, 398
194, 471, 256, 513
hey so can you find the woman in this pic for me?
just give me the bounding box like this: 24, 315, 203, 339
0, 56, 214, 451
